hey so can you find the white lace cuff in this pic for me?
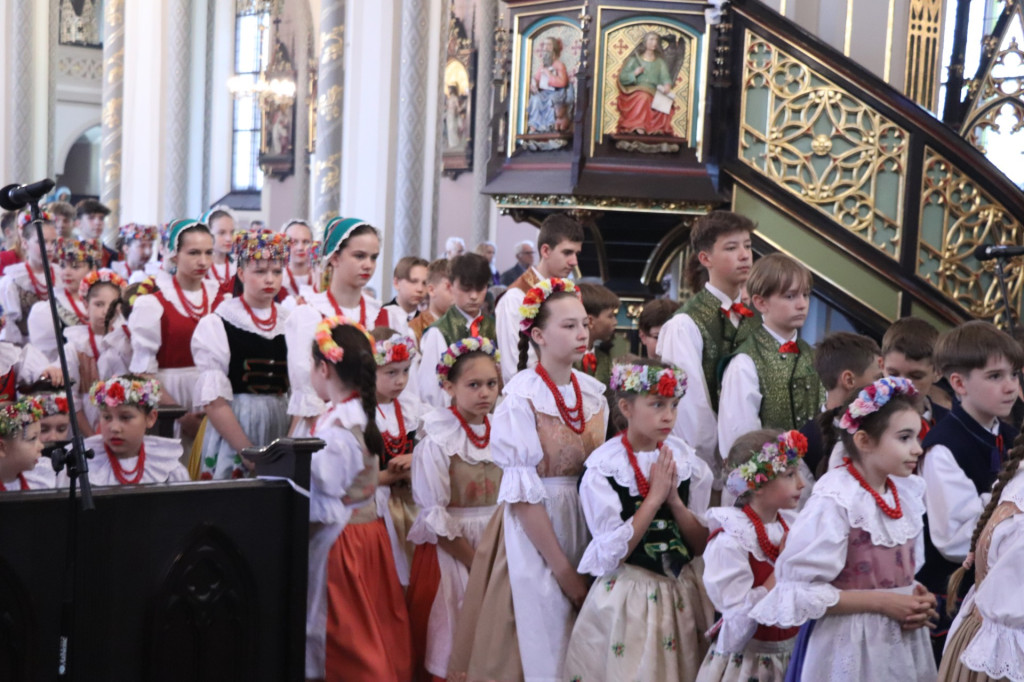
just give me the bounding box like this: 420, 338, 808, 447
577, 521, 634, 577
716, 585, 769, 653
497, 466, 547, 504
960, 618, 1024, 682
289, 387, 326, 418
407, 506, 458, 544
748, 581, 839, 627
193, 369, 233, 408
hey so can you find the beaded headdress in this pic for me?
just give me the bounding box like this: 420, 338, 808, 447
436, 337, 500, 386
725, 430, 808, 498
34, 392, 70, 417
79, 268, 127, 299
232, 230, 290, 263
609, 363, 687, 399
0, 398, 45, 438
56, 237, 102, 265
374, 333, 418, 367
838, 376, 918, 435
89, 376, 162, 410
309, 240, 322, 263
314, 315, 374, 364
119, 223, 160, 243
18, 210, 54, 228
519, 278, 579, 333
321, 217, 375, 262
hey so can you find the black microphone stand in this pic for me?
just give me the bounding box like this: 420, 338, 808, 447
28, 199, 95, 680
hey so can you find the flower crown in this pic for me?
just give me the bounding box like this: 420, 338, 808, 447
0, 398, 45, 438
79, 268, 127, 299
519, 278, 579, 333
232, 230, 290, 263
374, 334, 418, 367
89, 376, 162, 410
309, 240, 322, 262
609, 363, 687, 399
119, 223, 159, 243
436, 337, 500, 386
34, 392, 69, 417
838, 376, 918, 435
56, 237, 102, 265
314, 315, 374, 364
725, 430, 809, 497
18, 210, 54, 228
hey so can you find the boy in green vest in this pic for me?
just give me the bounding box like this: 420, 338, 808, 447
575, 282, 620, 387
416, 252, 495, 408
657, 211, 757, 485
717, 253, 825, 503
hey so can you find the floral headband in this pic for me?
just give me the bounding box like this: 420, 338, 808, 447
232, 230, 290, 263
119, 223, 159, 243
609, 363, 687, 399
374, 334, 418, 367
56, 237, 101, 265
79, 268, 127, 299
725, 430, 808, 497
18, 210, 54, 228
310, 240, 322, 262
314, 315, 374, 364
89, 376, 162, 410
0, 398, 44, 438
34, 392, 69, 417
436, 337, 500, 386
519, 278, 579, 333
838, 376, 918, 435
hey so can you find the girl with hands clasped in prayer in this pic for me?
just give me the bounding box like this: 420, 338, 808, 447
564, 359, 714, 682
749, 377, 939, 681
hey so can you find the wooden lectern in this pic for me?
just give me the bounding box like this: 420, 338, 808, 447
0, 437, 322, 681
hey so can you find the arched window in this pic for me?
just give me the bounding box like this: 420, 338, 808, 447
231, 6, 270, 192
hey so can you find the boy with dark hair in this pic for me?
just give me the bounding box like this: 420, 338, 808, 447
918, 320, 1023, 660
495, 213, 584, 381
376, 256, 429, 336
409, 258, 451, 344
657, 210, 757, 482
417, 253, 496, 407
637, 298, 677, 359
800, 331, 883, 476
74, 198, 115, 266
882, 316, 951, 428
574, 282, 621, 387
718, 253, 825, 503
44, 201, 76, 237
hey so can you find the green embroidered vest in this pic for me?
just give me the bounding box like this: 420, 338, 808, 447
428, 306, 497, 346
733, 326, 824, 431
573, 345, 613, 387
680, 288, 758, 411
608, 476, 693, 578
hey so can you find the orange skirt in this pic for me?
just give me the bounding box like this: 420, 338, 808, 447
325, 518, 413, 682
407, 543, 441, 681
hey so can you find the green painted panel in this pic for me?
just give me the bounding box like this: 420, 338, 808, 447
909, 301, 953, 333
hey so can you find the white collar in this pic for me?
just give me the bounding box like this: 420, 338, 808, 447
763, 325, 797, 345
705, 282, 741, 308
455, 306, 478, 323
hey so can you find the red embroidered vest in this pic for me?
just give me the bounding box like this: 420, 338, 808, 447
153, 289, 222, 368
748, 553, 800, 642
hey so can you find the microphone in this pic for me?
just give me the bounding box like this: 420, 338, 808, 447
0, 178, 56, 211
973, 243, 1024, 261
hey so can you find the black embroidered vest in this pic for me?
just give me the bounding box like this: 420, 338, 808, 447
223, 320, 288, 395
608, 476, 693, 578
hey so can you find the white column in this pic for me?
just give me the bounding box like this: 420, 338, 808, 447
471, 0, 497, 247
101, 0, 125, 228
312, 0, 346, 231
161, 0, 192, 221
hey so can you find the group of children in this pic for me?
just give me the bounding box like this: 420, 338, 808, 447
0, 201, 1021, 682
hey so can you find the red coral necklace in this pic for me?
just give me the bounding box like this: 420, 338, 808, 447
843, 457, 902, 519
378, 401, 410, 461
742, 504, 789, 563
450, 405, 490, 449
535, 364, 585, 434
106, 443, 146, 485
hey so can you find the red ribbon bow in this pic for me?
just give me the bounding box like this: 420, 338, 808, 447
729, 302, 754, 318
778, 341, 800, 354
918, 417, 930, 440
469, 316, 482, 337
581, 351, 597, 375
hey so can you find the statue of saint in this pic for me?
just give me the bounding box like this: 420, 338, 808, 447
527, 37, 572, 134
616, 31, 675, 136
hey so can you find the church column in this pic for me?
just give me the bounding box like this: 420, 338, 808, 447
471, 0, 497, 247
9, 0, 35, 184
312, 0, 345, 232
161, 0, 192, 221
101, 0, 125, 228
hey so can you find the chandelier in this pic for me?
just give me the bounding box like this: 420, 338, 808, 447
227, 0, 296, 108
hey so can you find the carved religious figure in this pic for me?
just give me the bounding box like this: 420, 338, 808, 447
616, 31, 675, 136
527, 37, 573, 134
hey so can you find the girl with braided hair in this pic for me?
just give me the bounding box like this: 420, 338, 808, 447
937, 436, 1024, 681
304, 316, 411, 682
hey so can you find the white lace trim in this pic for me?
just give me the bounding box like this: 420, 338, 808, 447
1002, 464, 1024, 511
83, 434, 184, 480
706, 507, 789, 563
0, 341, 20, 375
811, 469, 925, 547
315, 399, 367, 433
747, 580, 840, 627
584, 435, 697, 498
577, 522, 634, 577
407, 506, 459, 545
5, 262, 59, 292
960, 618, 1024, 682
419, 408, 492, 465
497, 465, 547, 504
502, 368, 606, 422
215, 297, 290, 338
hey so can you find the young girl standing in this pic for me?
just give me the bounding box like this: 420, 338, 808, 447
0, 211, 59, 344
280, 219, 317, 300
111, 223, 159, 284
697, 429, 806, 682
749, 377, 938, 681
370, 328, 426, 586
27, 237, 100, 362
0, 398, 46, 491
286, 217, 381, 435
305, 316, 411, 682
200, 207, 237, 293
938, 442, 1024, 681
449, 278, 607, 681
407, 336, 502, 680
191, 231, 291, 480
564, 359, 714, 682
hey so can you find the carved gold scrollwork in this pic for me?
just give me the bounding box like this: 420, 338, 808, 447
739, 32, 907, 257
917, 147, 1023, 324
320, 25, 343, 65
961, 21, 1024, 159
904, 0, 942, 111
102, 97, 122, 129
318, 85, 343, 121
316, 153, 341, 195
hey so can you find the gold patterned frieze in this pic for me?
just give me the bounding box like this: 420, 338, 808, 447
917, 146, 1023, 324
493, 193, 713, 215
738, 31, 908, 258
904, 0, 942, 112
321, 25, 344, 65
318, 85, 343, 121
